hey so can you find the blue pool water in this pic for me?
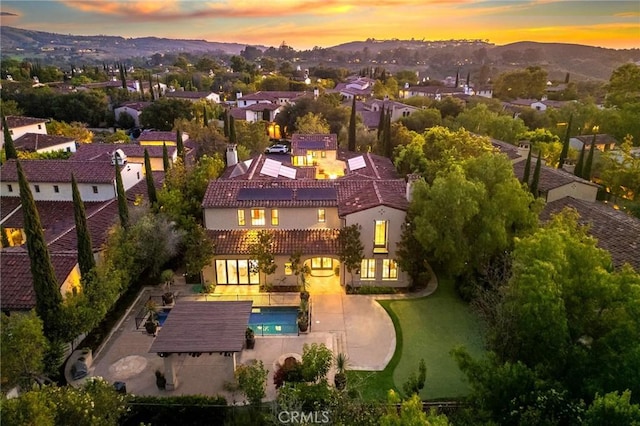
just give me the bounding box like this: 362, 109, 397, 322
248, 307, 298, 335
156, 309, 171, 326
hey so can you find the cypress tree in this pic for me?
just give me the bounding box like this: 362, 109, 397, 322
522, 148, 532, 184
203, 106, 209, 127
223, 111, 230, 137
229, 115, 237, 144
583, 136, 596, 181
176, 129, 185, 161
574, 144, 586, 178
384, 108, 392, 158
455, 68, 459, 87
558, 114, 572, 169
162, 142, 170, 172
466, 71, 470, 87
530, 151, 542, 196
144, 149, 157, 205
348, 96, 357, 151
376, 106, 385, 141
119, 65, 127, 90
1, 225, 10, 247
115, 161, 129, 229
71, 174, 95, 277
17, 161, 63, 340
2, 113, 18, 160
148, 72, 155, 100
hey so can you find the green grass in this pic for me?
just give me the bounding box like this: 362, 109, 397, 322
348, 277, 485, 401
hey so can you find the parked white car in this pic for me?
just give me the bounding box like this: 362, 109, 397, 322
265, 144, 289, 154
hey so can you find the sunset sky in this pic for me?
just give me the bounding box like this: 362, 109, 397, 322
1, 1, 639, 49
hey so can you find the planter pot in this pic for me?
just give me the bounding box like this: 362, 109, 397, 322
155, 371, 166, 390
145, 320, 158, 336
245, 337, 255, 349
162, 292, 174, 305
334, 372, 347, 390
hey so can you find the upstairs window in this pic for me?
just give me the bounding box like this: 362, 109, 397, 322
251, 208, 265, 226
237, 210, 246, 226
317, 209, 326, 223
271, 209, 279, 226
92, 186, 99, 194
34, 185, 40, 193
7, 184, 13, 193
374, 220, 388, 253
53, 185, 59, 193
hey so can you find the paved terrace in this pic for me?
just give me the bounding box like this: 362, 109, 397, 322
90, 273, 437, 401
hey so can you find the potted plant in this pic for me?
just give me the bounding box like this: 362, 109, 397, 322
155, 370, 167, 390
297, 299, 309, 332
245, 327, 255, 349
161, 292, 174, 305
144, 300, 159, 336
334, 353, 349, 390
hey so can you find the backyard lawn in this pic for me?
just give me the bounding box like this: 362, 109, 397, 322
348, 277, 485, 401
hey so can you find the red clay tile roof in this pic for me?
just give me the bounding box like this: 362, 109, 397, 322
1, 116, 47, 130
490, 138, 521, 160
0, 159, 116, 184
165, 91, 217, 99
0, 251, 78, 311
513, 159, 598, 192
208, 229, 340, 255
137, 131, 180, 142
541, 197, 640, 271
574, 134, 617, 146
337, 179, 408, 215
239, 91, 306, 102
291, 134, 338, 155
243, 103, 281, 112
71, 143, 176, 162
13, 133, 75, 152
338, 151, 400, 180
149, 301, 252, 354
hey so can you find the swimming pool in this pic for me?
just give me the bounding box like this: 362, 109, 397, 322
248, 307, 298, 335
156, 309, 171, 326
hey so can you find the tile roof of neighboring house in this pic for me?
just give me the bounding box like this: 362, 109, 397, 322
291, 134, 338, 155
490, 138, 522, 160
574, 134, 617, 146
137, 131, 180, 142
405, 86, 464, 95
509, 98, 539, 107
1, 116, 48, 130
229, 108, 247, 120
0, 159, 116, 183
336, 179, 408, 215
365, 99, 419, 111
339, 151, 401, 180
0, 251, 78, 311
513, 159, 598, 192
71, 143, 176, 162
243, 103, 281, 112
165, 91, 216, 99
115, 101, 152, 111
239, 91, 306, 102
13, 133, 75, 152
360, 111, 382, 128
207, 229, 340, 255
541, 197, 640, 271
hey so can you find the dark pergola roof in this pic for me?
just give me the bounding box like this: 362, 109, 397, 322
149, 301, 252, 354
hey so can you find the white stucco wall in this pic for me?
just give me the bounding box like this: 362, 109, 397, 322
1, 123, 47, 148
546, 182, 598, 203
204, 207, 340, 230
37, 141, 77, 154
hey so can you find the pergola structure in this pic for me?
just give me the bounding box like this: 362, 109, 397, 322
149, 300, 253, 390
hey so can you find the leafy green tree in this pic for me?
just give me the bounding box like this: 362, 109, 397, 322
114, 162, 129, 229
71, 174, 95, 277
1, 311, 49, 389
402, 359, 427, 397
104, 130, 129, 143
47, 120, 94, 143
599, 136, 640, 201
574, 144, 586, 178
2, 113, 18, 160
337, 224, 364, 284
301, 343, 333, 383
116, 111, 135, 129
399, 108, 442, 133
295, 112, 330, 134
17, 161, 64, 340
129, 213, 183, 278
348, 96, 356, 151
235, 120, 270, 155
493, 66, 547, 100
248, 230, 277, 285
143, 149, 157, 205
381, 391, 450, 426
235, 360, 268, 406
584, 390, 640, 425
605, 63, 640, 108
139, 98, 192, 130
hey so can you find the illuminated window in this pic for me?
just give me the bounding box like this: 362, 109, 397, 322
382, 259, 398, 280
321, 151, 326, 158
318, 209, 326, 223
251, 209, 265, 226
360, 259, 376, 280
215, 259, 259, 284
374, 220, 388, 253
284, 262, 293, 275
311, 257, 333, 270
237, 210, 246, 226
271, 209, 279, 226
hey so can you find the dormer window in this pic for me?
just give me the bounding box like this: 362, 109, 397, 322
34, 185, 40, 193
271, 209, 279, 226
7, 184, 13, 193
251, 209, 265, 226
317, 209, 326, 223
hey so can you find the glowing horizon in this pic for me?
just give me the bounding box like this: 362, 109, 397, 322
1, 1, 639, 50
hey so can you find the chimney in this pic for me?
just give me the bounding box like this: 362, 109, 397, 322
517, 140, 531, 158
236, 92, 243, 101
313, 87, 319, 99
406, 174, 421, 202
226, 144, 238, 167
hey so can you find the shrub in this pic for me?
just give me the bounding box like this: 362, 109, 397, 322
121, 395, 227, 426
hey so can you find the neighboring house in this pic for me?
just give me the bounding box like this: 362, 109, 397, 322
230, 103, 282, 123
13, 133, 77, 154
357, 99, 420, 130
236, 91, 308, 108
513, 159, 599, 202
0, 250, 81, 314
490, 138, 527, 163
399, 85, 465, 100
137, 130, 189, 147
508, 98, 572, 111
165, 91, 221, 103
0, 157, 143, 202
1, 116, 48, 149
333, 76, 376, 100
569, 134, 617, 152
72, 143, 178, 171
201, 137, 411, 289
114, 102, 152, 128
541, 196, 640, 271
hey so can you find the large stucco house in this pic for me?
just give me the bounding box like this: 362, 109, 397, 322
201, 134, 411, 290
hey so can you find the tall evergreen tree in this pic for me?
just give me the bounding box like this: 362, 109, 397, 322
574, 144, 586, 178
455, 68, 460, 87
223, 111, 230, 137
203, 106, 209, 127
162, 142, 170, 172
348, 96, 357, 151
558, 114, 573, 169
384, 108, 393, 158
148, 72, 155, 100
530, 151, 542, 196
583, 136, 596, 181
229, 115, 237, 143
71, 174, 95, 277
2, 113, 18, 160
143, 149, 157, 205
176, 129, 185, 161
1, 225, 10, 247
17, 161, 63, 340
522, 148, 532, 185
114, 162, 129, 229
119, 65, 126, 90
466, 71, 470, 87
376, 106, 385, 141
